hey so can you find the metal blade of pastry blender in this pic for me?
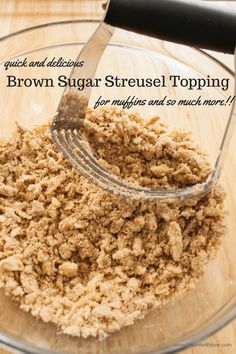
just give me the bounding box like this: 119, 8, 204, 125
51, 22, 210, 200
52, 0, 236, 200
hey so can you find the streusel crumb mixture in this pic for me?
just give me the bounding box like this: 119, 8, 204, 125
0, 108, 225, 339
83, 108, 211, 189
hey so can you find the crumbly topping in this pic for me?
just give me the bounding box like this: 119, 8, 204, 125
0, 108, 226, 339
83, 108, 211, 189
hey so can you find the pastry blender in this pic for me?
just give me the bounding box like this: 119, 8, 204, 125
51, 0, 236, 200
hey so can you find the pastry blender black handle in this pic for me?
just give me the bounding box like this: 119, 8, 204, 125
104, 0, 236, 54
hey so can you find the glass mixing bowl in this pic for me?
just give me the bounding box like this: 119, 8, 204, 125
0, 20, 236, 354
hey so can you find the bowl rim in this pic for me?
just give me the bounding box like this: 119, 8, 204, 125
0, 18, 235, 354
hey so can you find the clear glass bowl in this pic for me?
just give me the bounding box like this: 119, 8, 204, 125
0, 20, 236, 354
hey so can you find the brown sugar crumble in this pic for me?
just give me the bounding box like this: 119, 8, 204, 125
0, 107, 226, 339
83, 108, 211, 189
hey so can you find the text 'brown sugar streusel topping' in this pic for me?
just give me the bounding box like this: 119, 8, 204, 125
0, 108, 226, 339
